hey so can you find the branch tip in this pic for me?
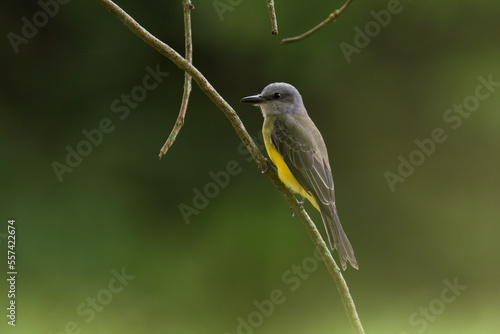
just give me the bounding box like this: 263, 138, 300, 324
281, 0, 354, 45
158, 0, 193, 158
267, 0, 278, 35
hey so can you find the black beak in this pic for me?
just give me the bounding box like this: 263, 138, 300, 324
240, 94, 266, 104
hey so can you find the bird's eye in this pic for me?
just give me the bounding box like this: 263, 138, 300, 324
273, 93, 281, 99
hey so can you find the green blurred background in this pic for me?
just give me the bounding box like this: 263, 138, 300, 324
1, 0, 499, 333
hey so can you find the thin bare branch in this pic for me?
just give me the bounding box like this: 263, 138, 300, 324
267, 0, 278, 35
159, 0, 193, 159
95, 1, 364, 333
94, 0, 266, 178
281, 0, 354, 45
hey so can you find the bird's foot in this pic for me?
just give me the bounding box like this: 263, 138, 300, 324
261, 158, 277, 174
291, 197, 306, 217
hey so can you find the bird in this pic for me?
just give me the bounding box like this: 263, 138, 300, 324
241, 82, 358, 270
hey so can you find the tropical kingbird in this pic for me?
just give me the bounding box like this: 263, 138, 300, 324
241, 83, 358, 270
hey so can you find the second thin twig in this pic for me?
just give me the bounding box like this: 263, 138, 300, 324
267, 0, 278, 35
281, 0, 354, 45
159, 0, 194, 159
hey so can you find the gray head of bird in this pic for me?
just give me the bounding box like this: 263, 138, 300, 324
241, 82, 306, 117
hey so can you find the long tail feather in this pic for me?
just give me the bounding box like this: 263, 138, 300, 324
320, 206, 358, 270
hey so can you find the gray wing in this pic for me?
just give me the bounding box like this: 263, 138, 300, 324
271, 116, 358, 270
271, 116, 335, 208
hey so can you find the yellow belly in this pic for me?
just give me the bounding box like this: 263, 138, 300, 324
263, 123, 319, 211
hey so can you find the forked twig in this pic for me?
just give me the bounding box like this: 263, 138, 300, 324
281, 0, 354, 45
159, 0, 193, 159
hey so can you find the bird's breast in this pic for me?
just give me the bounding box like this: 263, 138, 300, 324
262, 117, 319, 210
